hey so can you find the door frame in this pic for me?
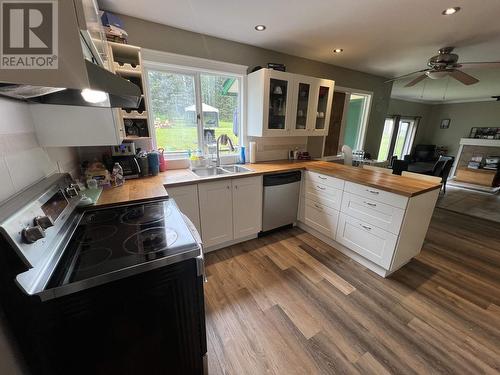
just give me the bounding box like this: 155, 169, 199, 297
316, 86, 373, 158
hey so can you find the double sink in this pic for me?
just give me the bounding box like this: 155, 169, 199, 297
191, 165, 253, 177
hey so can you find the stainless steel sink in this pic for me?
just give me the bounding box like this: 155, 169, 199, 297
221, 165, 252, 173
191, 165, 253, 177
192, 167, 230, 177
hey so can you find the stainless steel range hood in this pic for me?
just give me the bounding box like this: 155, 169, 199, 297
0, 0, 141, 108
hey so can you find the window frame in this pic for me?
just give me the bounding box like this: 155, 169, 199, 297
378, 115, 419, 160
142, 50, 247, 158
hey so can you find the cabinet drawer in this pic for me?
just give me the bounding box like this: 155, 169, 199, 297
341, 192, 405, 235
344, 181, 408, 209
306, 171, 344, 190
336, 213, 397, 269
304, 198, 339, 239
304, 180, 343, 210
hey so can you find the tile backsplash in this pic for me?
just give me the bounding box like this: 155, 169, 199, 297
0, 98, 79, 204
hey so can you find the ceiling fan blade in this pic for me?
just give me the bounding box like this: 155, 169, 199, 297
405, 74, 427, 87
384, 69, 430, 83
449, 69, 479, 85
459, 62, 500, 69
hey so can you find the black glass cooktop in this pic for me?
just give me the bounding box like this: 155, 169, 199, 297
48, 200, 198, 287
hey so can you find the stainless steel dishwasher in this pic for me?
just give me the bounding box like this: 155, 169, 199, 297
262, 171, 302, 232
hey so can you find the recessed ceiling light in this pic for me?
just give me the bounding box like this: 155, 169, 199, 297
333, 48, 343, 53
442, 7, 460, 15
255, 25, 266, 31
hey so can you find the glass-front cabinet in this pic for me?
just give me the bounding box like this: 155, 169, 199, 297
267, 78, 289, 131
312, 79, 335, 136
291, 76, 317, 135
247, 69, 335, 137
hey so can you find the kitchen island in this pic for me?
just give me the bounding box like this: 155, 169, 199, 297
95, 160, 441, 277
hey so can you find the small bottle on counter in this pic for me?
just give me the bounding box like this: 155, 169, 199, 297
111, 163, 124, 187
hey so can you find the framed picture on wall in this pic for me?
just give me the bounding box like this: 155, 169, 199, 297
440, 118, 451, 129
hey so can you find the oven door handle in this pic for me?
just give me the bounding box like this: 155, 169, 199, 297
133, 157, 141, 175
181, 213, 206, 282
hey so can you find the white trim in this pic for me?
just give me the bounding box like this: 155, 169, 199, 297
142, 48, 248, 75
142, 50, 247, 157
458, 138, 500, 147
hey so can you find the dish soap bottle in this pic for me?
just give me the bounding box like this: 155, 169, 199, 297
112, 162, 124, 187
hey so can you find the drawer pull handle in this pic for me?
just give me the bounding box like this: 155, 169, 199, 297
365, 202, 377, 207
318, 176, 327, 180
366, 189, 379, 195
360, 224, 372, 231
314, 204, 323, 210
316, 185, 326, 190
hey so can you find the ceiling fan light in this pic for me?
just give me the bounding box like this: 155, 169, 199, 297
426, 71, 449, 79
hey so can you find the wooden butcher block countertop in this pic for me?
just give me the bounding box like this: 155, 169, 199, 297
95, 160, 441, 207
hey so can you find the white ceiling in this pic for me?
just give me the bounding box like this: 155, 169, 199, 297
100, 0, 500, 102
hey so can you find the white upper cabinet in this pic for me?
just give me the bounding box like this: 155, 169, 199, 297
312, 79, 335, 136
247, 69, 335, 137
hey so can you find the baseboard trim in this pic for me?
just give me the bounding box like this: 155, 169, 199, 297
204, 234, 258, 253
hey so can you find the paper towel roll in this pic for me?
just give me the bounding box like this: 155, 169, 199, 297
249, 141, 257, 163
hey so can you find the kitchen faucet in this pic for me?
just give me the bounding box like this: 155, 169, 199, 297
215, 134, 235, 167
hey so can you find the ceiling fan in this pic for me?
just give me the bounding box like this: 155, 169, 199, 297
386, 47, 500, 87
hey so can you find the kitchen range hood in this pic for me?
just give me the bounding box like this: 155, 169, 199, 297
0, 0, 140, 108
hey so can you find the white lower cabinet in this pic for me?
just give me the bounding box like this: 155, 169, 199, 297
165, 184, 201, 234
198, 180, 234, 248
232, 176, 263, 240
298, 171, 439, 276
304, 199, 339, 238
197, 176, 263, 249
336, 213, 398, 269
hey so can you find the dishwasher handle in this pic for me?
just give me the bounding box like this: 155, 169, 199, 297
263, 171, 302, 186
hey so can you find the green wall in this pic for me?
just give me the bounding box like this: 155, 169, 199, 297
344, 98, 363, 149
113, 13, 393, 156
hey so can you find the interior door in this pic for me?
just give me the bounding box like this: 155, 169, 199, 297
324, 91, 347, 156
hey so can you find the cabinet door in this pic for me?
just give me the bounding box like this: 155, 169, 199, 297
232, 176, 263, 239
312, 79, 335, 136
263, 70, 294, 136
30, 104, 123, 146
198, 180, 233, 248
291, 76, 316, 135
336, 213, 397, 269
166, 185, 201, 234
304, 199, 339, 239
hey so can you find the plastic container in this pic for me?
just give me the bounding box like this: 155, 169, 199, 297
111, 163, 124, 187
148, 151, 160, 176
239, 146, 246, 164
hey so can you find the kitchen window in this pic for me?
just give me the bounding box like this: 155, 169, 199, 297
143, 54, 246, 158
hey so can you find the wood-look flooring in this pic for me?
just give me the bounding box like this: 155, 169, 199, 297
204, 209, 500, 374
437, 185, 500, 223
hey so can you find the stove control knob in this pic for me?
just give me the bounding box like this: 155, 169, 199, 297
21, 226, 45, 244
35, 215, 54, 230
64, 187, 78, 198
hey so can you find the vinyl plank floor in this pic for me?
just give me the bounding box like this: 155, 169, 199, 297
204, 208, 500, 374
